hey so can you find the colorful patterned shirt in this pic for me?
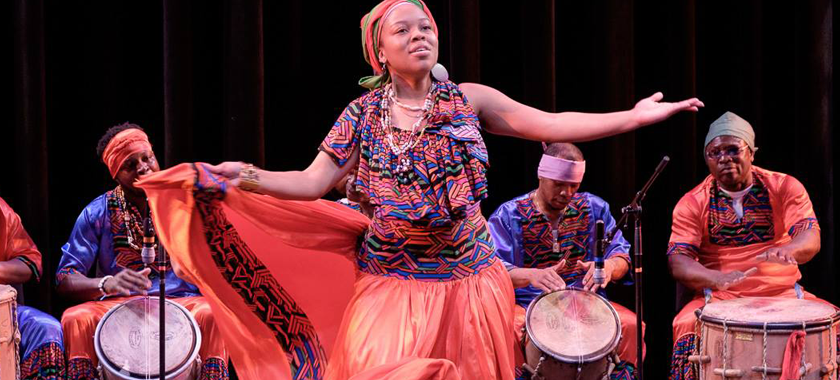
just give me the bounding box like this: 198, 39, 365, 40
56, 189, 200, 297
319, 80, 497, 281
488, 191, 631, 308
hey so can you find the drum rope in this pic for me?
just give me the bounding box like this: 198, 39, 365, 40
533, 355, 545, 380
693, 313, 702, 377
699, 321, 707, 379
762, 322, 768, 380
800, 321, 807, 377
722, 319, 729, 375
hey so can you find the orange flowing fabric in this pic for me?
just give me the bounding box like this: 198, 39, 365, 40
138, 163, 368, 380
138, 163, 511, 380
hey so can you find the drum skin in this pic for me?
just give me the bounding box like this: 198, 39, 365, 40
94, 297, 201, 380
524, 289, 621, 380
694, 297, 840, 380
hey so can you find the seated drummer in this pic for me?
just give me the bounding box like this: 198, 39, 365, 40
487, 142, 644, 379
55, 123, 229, 380
1, 196, 65, 379
667, 111, 837, 380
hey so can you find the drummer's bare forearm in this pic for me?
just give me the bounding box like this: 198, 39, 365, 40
57, 272, 105, 301
0, 259, 34, 284
508, 268, 536, 288
668, 254, 719, 291
787, 229, 820, 264
608, 256, 630, 281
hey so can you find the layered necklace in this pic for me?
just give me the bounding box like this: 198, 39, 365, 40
380, 83, 435, 175
114, 185, 151, 251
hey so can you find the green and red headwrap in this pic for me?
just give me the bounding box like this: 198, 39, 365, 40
359, 0, 438, 89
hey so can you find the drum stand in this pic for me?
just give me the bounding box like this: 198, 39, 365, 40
604, 156, 670, 380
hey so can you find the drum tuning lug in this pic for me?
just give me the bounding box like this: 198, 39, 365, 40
820, 362, 837, 376
750, 366, 781, 374
798, 362, 812, 377
688, 354, 711, 364
713, 368, 745, 378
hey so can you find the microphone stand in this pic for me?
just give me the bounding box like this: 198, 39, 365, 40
603, 156, 670, 380
158, 244, 166, 380
142, 207, 166, 380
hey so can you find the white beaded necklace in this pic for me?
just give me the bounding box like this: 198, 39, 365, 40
381, 83, 435, 157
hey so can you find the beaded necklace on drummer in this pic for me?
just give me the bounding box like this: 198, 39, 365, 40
381, 83, 434, 176
115, 185, 153, 251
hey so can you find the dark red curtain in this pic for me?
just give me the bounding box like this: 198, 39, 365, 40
7, 1, 835, 377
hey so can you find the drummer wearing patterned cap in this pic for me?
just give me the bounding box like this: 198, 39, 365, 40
667, 111, 837, 380
55, 122, 229, 380
487, 142, 644, 380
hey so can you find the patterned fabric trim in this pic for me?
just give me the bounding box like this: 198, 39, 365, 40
788, 217, 819, 238
611, 361, 637, 380
669, 334, 697, 380
666, 243, 700, 261
199, 357, 230, 380
708, 174, 774, 246
21, 342, 65, 380
66, 357, 97, 380
192, 164, 326, 380
358, 203, 497, 281
55, 267, 81, 284
517, 192, 590, 284
17, 256, 41, 283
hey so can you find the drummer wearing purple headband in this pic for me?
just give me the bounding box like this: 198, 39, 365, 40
488, 142, 644, 379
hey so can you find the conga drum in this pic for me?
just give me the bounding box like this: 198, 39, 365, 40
0, 285, 20, 380
94, 297, 201, 380
524, 288, 622, 380
691, 298, 840, 380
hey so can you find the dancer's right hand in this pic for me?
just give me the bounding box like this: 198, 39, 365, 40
206, 162, 243, 186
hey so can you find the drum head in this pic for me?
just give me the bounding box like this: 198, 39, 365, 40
698, 297, 839, 329
526, 289, 621, 363
95, 297, 199, 378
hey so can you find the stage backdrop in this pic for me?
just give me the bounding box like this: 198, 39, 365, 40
8, 0, 834, 377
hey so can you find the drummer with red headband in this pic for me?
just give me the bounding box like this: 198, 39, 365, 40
667, 111, 838, 380
55, 122, 229, 380
487, 142, 644, 379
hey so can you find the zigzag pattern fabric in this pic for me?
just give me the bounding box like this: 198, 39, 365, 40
707, 175, 774, 246
321, 80, 498, 281
193, 170, 326, 380
320, 80, 489, 227
789, 217, 819, 237
21, 342, 65, 380
518, 193, 590, 282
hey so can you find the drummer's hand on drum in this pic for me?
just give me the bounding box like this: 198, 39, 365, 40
526, 260, 567, 293
756, 246, 798, 265
104, 268, 153, 296
577, 259, 615, 292
205, 162, 243, 186
712, 267, 757, 291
